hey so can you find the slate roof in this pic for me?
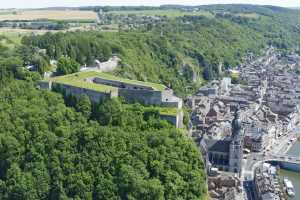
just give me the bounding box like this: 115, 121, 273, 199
204, 139, 231, 153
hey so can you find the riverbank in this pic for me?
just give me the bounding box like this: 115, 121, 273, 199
279, 132, 300, 200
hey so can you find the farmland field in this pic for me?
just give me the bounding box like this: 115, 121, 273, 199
0, 10, 97, 21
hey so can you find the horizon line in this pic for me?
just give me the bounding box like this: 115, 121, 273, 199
0, 3, 298, 10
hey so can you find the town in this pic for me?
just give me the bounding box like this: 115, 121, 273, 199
189, 48, 300, 200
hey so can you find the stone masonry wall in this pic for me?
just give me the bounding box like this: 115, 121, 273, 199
161, 90, 183, 109
52, 82, 118, 102
38, 81, 52, 90
119, 88, 162, 105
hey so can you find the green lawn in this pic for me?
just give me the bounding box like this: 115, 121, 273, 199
47, 71, 167, 92
124, 104, 179, 117
48, 72, 117, 93
93, 72, 166, 91
158, 107, 180, 116
55, 79, 117, 93
108, 9, 214, 18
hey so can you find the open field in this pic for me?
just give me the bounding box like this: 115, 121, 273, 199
0, 27, 58, 34
108, 9, 214, 18
0, 27, 92, 37
0, 28, 58, 48
0, 10, 97, 21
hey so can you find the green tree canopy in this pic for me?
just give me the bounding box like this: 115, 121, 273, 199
57, 56, 80, 75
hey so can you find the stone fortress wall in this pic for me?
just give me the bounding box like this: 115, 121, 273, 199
53, 82, 118, 102
161, 89, 183, 109
119, 89, 163, 105
91, 77, 183, 109
39, 81, 52, 90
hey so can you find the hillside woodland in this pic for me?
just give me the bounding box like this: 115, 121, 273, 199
1, 4, 300, 200
22, 5, 300, 96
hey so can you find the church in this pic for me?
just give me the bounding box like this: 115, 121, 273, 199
199, 107, 244, 175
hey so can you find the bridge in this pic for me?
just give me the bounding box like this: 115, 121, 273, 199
242, 153, 300, 200
243, 153, 300, 180
258, 154, 300, 165
264, 154, 300, 165
263, 154, 300, 173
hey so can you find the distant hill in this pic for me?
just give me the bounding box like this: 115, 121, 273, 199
20, 4, 300, 96
198, 4, 291, 14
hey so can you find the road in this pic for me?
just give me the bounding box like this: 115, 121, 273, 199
243, 180, 255, 200
271, 133, 296, 155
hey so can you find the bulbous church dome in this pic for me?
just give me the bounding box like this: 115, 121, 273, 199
232, 108, 242, 136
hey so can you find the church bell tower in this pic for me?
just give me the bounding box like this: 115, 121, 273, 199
229, 107, 244, 175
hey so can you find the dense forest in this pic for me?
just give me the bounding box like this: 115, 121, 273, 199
22, 5, 300, 96
0, 7, 210, 200
0, 80, 206, 199
0, 43, 207, 199
1, 4, 300, 200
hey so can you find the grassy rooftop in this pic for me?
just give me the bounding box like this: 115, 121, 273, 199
157, 107, 180, 117
125, 104, 179, 117
48, 72, 117, 93
48, 71, 167, 92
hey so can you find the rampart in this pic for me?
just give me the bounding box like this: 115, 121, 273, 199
119, 88, 162, 105
52, 82, 118, 102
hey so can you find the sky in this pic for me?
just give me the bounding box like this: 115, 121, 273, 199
1, 0, 300, 9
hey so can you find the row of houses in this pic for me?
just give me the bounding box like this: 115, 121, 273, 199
191, 49, 300, 178
254, 163, 286, 200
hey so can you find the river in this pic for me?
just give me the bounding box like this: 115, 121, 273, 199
280, 128, 300, 200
